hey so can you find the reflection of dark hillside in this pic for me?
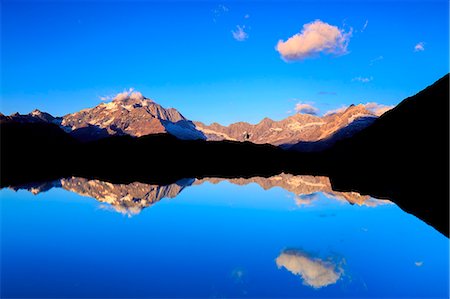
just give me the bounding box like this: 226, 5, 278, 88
1, 75, 448, 236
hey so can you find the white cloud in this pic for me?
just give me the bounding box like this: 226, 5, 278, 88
363, 102, 394, 116
99, 95, 112, 101
276, 20, 352, 61
106, 88, 145, 103
232, 25, 248, 41
129, 91, 144, 101
324, 105, 348, 116
295, 101, 319, 115
352, 76, 373, 83
324, 102, 393, 117
369, 55, 383, 66
276, 249, 344, 289
415, 261, 424, 267
361, 20, 368, 32
414, 42, 425, 52
244, 14, 250, 19
212, 4, 229, 22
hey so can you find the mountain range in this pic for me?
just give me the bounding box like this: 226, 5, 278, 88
0, 91, 379, 150
1, 73, 448, 236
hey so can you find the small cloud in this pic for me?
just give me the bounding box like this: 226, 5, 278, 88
294, 101, 319, 115
318, 91, 337, 95
369, 55, 383, 66
276, 249, 344, 289
295, 193, 319, 207
324, 102, 393, 117
361, 20, 368, 32
363, 102, 394, 116
232, 25, 248, 41
99, 95, 113, 101
414, 42, 425, 52
324, 105, 347, 116
109, 88, 145, 103
212, 4, 229, 22
276, 20, 352, 61
231, 267, 246, 283
352, 76, 373, 83
415, 261, 424, 267
244, 14, 250, 19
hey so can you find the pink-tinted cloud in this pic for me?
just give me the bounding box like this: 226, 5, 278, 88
324, 102, 394, 117
324, 105, 347, 116
295, 102, 319, 115
352, 76, 373, 83
276, 20, 352, 61
276, 249, 344, 289
363, 102, 394, 116
232, 25, 248, 41
414, 42, 425, 52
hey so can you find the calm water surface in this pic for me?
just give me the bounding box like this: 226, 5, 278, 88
1, 175, 448, 298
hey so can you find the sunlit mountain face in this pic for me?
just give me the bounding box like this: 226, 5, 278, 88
8, 174, 391, 216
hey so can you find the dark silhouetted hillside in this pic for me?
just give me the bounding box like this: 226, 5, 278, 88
324, 74, 449, 236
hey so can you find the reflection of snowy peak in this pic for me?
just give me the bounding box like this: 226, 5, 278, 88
60, 177, 195, 215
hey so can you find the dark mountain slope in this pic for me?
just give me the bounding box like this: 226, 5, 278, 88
325, 74, 449, 236
0, 121, 313, 187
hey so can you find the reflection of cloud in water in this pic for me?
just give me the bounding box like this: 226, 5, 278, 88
231, 267, 246, 283
276, 249, 344, 288
294, 193, 320, 206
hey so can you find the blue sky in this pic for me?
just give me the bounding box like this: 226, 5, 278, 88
1, 0, 448, 125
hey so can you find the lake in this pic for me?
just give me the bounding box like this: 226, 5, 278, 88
1, 175, 448, 298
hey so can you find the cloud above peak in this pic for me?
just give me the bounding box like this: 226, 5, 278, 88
295, 101, 319, 115
363, 102, 394, 116
100, 88, 145, 103
324, 102, 394, 117
276, 20, 352, 61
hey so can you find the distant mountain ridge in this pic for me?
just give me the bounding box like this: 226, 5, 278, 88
1, 93, 379, 147
195, 104, 377, 147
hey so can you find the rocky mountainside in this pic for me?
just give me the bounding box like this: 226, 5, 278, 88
61, 92, 205, 141
194, 104, 377, 147
1, 92, 206, 141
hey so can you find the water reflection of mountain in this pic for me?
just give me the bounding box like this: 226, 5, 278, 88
9, 174, 390, 215
195, 174, 391, 207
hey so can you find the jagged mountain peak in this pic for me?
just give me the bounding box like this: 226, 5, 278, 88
61, 94, 203, 141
